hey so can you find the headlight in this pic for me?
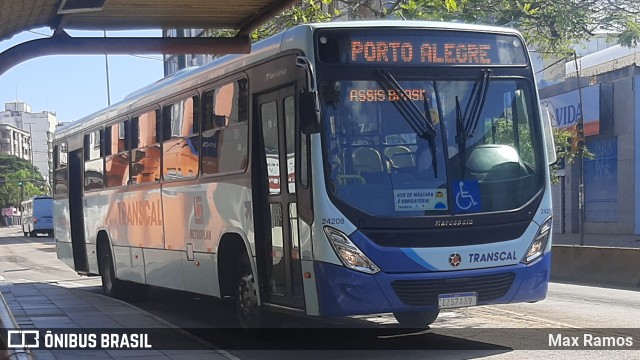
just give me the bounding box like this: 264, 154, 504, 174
522, 216, 552, 264
323, 226, 380, 274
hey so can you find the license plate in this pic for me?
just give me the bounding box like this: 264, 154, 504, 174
438, 292, 477, 309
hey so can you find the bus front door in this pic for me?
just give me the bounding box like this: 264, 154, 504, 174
68, 149, 89, 273
256, 88, 305, 309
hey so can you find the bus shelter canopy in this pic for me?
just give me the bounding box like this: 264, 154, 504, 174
0, 0, 297, 74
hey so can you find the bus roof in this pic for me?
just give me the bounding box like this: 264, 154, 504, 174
54, 20, 523, 140
21, 195, 53, 204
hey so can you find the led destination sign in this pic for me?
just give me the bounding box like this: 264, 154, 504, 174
352, 41, 492, 65
343, 33, 526, 66
349, 89, 426, 102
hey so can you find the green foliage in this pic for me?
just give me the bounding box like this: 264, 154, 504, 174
391, 0, 640, 54
549, 127, 593, 184
0, 154, 48, 208
245, 0, 640, 55
619, 19, 640, 48
250, 0, 335, 41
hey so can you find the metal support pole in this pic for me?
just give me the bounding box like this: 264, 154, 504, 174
104, 31, 111, 106
19, 183, 24, 211
573, 52, 586, 246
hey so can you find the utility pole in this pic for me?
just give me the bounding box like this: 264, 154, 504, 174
573, 52, 586, 246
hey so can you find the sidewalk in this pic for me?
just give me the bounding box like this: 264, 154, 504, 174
552, 232, 640, 248
0, 281, 234, 360
551, 231, 640, 290
0, 225, 232, 360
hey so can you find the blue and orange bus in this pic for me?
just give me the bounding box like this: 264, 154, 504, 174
53, 20, 557, 328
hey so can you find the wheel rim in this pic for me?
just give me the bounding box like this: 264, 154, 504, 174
237, 273, 259, 327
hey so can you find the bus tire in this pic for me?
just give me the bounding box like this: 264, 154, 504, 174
393, 310, 439, 329
29, 231, 37, 237
23, 231, 28, 237
235, 255, 263, 328
99, 243, 124, 298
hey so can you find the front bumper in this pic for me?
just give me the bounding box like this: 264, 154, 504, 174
314, 251, 550, 316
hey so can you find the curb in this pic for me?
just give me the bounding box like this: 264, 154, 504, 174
0, 290, 35, 360
551, 245, 640, 289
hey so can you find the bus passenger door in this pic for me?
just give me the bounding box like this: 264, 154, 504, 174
255, 87, 305, 309
68, 149, 89, 273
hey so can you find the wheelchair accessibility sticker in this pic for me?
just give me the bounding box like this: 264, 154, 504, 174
453, 180, 481, 213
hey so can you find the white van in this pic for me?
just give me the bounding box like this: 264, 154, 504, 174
21, 196, 54, 237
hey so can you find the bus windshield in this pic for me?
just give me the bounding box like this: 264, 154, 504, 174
320, 77, 543, 217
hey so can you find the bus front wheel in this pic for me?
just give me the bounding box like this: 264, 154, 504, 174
235, 256, 263, 328
393, 310, 439, 329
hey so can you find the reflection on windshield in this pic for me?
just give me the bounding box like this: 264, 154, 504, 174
321, 79, 542, 217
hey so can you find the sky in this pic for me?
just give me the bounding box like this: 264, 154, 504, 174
0, 28, 165, 124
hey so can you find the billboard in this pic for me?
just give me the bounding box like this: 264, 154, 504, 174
541, 85, 600, 136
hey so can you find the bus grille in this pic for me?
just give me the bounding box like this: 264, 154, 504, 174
391, 272, 515, 306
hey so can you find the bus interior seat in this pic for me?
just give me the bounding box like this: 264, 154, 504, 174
352, 147, 385, 174
384, 146, 414, 169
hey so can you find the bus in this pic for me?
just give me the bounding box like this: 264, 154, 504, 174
21, 196, 54, 237
53, 20, 557, 328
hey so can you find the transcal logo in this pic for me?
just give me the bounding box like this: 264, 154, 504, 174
116, 199, 163, 227
468, 251, 517, 263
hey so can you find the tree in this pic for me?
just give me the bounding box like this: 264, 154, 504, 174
244, 0, 640, 52
0, 154, 48, 209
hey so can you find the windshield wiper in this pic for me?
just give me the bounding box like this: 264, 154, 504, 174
376, 69, 438, 177
376, 69, 436, 139
455, 69, 492, 174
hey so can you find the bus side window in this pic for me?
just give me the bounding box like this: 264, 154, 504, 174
131, 109, 161, 184
201, 79, 248, 176
162, 96, 199, 180
105, 121, 130, 188
83, 129, 105, 191
53, 142, 68, 195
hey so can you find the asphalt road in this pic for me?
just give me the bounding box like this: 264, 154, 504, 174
1, 227, 639, 359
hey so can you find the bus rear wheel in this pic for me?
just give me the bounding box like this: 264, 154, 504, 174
235, 256, 263, 328
99, 243, 124, 298
393, 310, 439, 329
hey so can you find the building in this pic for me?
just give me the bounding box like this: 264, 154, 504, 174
0, 101, 58, 181
539, 44, 640, 236
0, 123, 30, 161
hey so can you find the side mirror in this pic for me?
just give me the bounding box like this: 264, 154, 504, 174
299, 91, 320, 134
541, 106, 558, 165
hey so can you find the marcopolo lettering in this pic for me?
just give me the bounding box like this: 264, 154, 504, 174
434, 219, 473, 227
